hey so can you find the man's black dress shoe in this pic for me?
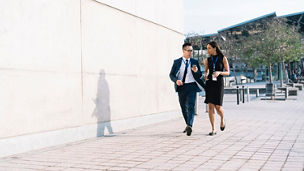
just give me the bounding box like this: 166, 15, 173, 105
183, 127, 187, 133
186, 126, 192, 136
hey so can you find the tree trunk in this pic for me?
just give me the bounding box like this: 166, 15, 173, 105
287, 62, 291, 83
231, 62, 238, 85
268, 62, 274, 100
245, 66, 248, 82
253, 68, 256, 81
268, 62, 273, 84
283, 62, 289, 83
280, 62, 284, 87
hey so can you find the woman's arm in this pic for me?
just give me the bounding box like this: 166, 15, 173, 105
204, 58, 209, 80
220, 56, 230, 76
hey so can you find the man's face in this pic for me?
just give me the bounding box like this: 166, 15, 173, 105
183, 46, 193, 58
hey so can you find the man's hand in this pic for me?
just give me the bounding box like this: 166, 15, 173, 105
176, 80, 183, 86
191, 65, 198, 73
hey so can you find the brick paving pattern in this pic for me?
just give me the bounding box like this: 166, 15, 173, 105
0, 91, 303, 171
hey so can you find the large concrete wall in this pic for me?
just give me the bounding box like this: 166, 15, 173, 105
0, 0, 83, 138
96, 0, 184, 33
0, 0, 184, 157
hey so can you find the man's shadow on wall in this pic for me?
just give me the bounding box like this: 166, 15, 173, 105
92, 69, 114, 137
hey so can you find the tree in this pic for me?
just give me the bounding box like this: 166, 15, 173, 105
276, 22, 303, 85
242, 18, 303, 85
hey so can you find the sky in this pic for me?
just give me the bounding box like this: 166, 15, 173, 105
184, 0, 304, 35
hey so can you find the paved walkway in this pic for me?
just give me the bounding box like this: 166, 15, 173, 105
0, 91, 304, 171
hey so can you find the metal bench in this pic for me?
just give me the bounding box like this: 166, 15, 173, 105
228, 80, 234, 87
289, 89, 298, 96
287, 83, 303, 91
295, 84, 303, 91
277, 87, 288, 100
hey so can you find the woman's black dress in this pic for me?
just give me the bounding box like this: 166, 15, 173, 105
204, 55, 225, 106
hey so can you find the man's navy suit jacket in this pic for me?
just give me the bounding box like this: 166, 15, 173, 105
169, 57, 206, 92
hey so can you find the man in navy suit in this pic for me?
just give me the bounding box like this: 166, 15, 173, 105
169, 42, 205, 136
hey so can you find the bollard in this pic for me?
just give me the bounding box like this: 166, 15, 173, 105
242, 86, 245, 103
206, 104, 208, 113
256, 89, 259, 97
285, 87, 288, 100
237, 86, 239, 105
247, 87, 250, 102
239, 86, 242, 102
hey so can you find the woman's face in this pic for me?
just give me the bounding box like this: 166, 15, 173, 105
207, 44, 216, 56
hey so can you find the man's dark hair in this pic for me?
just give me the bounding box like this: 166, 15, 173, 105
182, 42, 192, 49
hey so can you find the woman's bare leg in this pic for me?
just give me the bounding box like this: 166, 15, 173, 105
215, 105, 225, 127
208, 103, 216, 131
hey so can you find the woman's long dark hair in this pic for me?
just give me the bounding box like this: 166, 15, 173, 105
208, 41, 224, 58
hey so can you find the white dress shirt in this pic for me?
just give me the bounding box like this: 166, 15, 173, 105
178, 57, 196, 83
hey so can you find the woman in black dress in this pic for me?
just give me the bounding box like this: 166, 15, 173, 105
204, 42, 230, 136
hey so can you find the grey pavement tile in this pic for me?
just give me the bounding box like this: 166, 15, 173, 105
105, 166, 130, 170
239, 163, 264, 170
257, 148, 276, 153
200, 159, 226, 169
187, 156, 211, 163
153, 164, 179, 170
250, 155, 270, 161
260, 169, 278, 171
292, 144, 304, 151
117, 161, 142, 168
199, 150, 218, 157
289, 151, 304, 157
239, 164, 263, 170
43, 166, 67, 171
194, 163, 219, 170
272, 149, 291, 154
261, 161, 285, 169
69, 163, 113, 170
43, 166, 69, 171
285, 156, 304, 162
185, 161, 207, 168
52, 162, 77, 168
212, 155, 232, 161
173, 162, 201, 170
218, 159, 247, 170
268, 155, 288, 162
217, 168, 241, 171
61, 168, 87, 171
172, 166, 196, 171
281, 168, 303, 171
134, 162, 159, 169
127, 169, 148, 171
0, 168, 37, 171
234, 152, 255, 157
165, 158, 186, 164
193, 167, 217, 171
2, 163, 46, 170
283, 161, 304, 167
238, 168, 259, 171
242, 147, 260, 152
277, 142, 294, 149
231, 155, 251, 160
